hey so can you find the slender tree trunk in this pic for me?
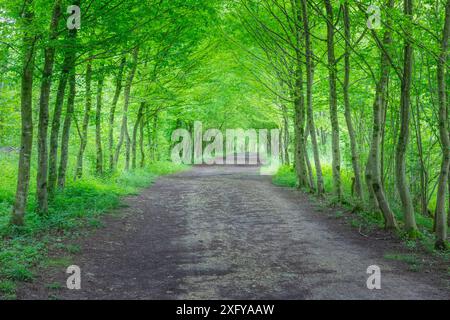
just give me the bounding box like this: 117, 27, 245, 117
48, 20, 78, 194
11, 1, 36, 226
365, 152, 379, 211
281, 104, 290, 166
95, 70, 105, 175
139, 107, 146, 168
109, 57, 126, 170
75, 62, 93, 179
413, 93, 429, 216
115, 48, 139, 170
366, 0, 398, 230
305, 122, 315, 191
36, 0, 62, 214
324, 0, 342, 199
395, 0, 418, 236
293, 0, 308, 189
132, 102, 145, 170
343, 1, 363, 200
435, 0, 450, 250
151, 113, 158, 161
48, 61, 69, 194
146, 111, 156, 162
293, 86, 308, 188
57, 70, 76, 189
301, 0, 324, 195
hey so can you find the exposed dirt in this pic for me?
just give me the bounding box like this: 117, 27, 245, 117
18, 163, 450, 300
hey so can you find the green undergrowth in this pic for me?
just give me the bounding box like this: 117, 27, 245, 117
0, 156, 187, 299
272, 164, 450, 259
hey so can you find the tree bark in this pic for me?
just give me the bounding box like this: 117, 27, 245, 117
115, 48, 139, 170
293, 0, 308, 189
95, 70, 105, 175
150, 113, 158, 161
324, 0, 342, 199
75, 62, 93, 179
395, 0, 418, 236
413, 91, 429, 217
343, 1, 363, 200
281, 104, 290, 166
109, 57, 126, 170
139, 106, 146, 168
435, 0, 450, 250
57, 70, 76, 189
11, 0, 36, 226
305, 121, 315, 191
36, 0, 62, 214
366, 0, 398, 230
132, 102, 145, 170
301, 0, 324, 195
48, 15, 78, 194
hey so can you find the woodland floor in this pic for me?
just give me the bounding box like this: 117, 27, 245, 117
17, 160, 450, 300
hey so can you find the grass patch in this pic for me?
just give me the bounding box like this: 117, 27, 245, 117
272, 165, 297, 188
384, 253, 423, 272
45, 282, 63, 290
43, 256, 74, 268
0, 158, 187, 298
0, 280, 16, 299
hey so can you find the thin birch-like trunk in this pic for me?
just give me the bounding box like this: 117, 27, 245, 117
324, 0, 342, 199
57, 70, 76, 189
115, 48, 139, 170
343, 1, 363, 200
75, 62, 93, 179
36, 0, 62, 214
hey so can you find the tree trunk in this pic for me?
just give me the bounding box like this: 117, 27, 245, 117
281, 104, 290, 165
435, 0, 450, 250
366, 0, 398, 230
343, 1, 363, 200
48, 17, 78, 194
132, 102, 145, 170
301, 0, 324, 195
109, 57, 126, 170
305, 122, 315, 191
115, 48, 139, 170
293, 0, 308, 189
324, 0, 342, 199
139, 107, 146, 168
36, 0, 62, 214
395, 0, 418, 236
150, 114, 158, 161
11, 1, 36, 226
75, 62, 93, 179
95, 70, 105, 175
57, 70, 76, 189
413, 92, 429, 217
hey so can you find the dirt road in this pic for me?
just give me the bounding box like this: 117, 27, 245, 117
19, 164, 449, 299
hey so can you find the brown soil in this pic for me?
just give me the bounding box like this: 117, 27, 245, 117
17, 164, 450, 300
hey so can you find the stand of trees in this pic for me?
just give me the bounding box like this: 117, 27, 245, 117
1, 0, 218, 224
0, 0, 449, 250
233, 0, 449, 249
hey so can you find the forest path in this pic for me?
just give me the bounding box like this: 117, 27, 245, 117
19, 163, 449, 300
